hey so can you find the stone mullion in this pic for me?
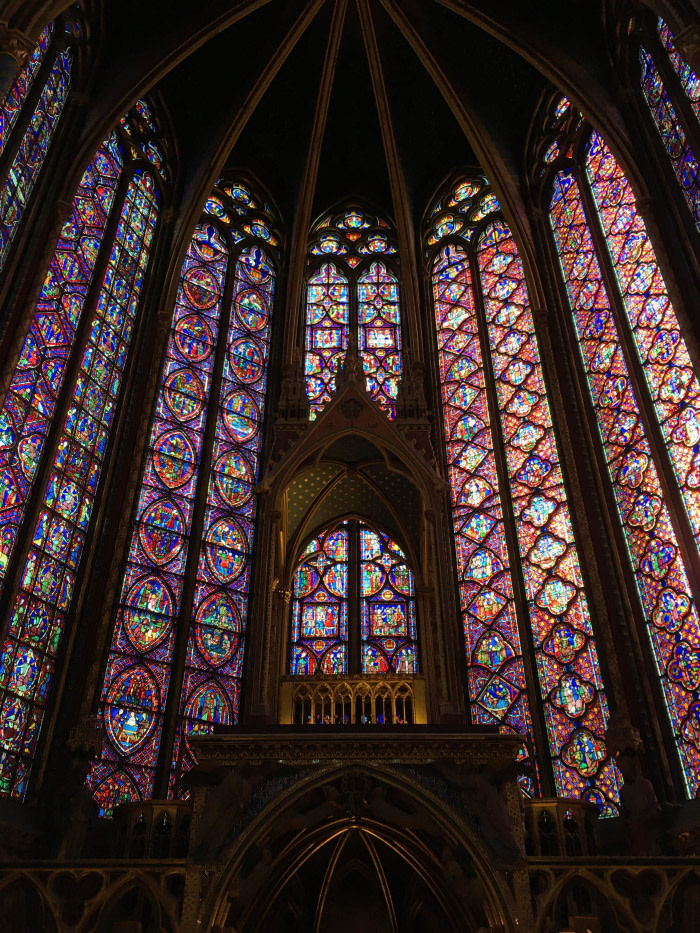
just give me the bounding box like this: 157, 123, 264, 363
578, 160, 700, 599
280, 0, 347, 365
420, 246, 467, 723
34, 207, 176, 805
243, 500, 285, 723
527, 208, 629, 719
0, 164, 134, 638
0, 29, 75, 329
152, 233, 238, 799
647, 21, 700, 163
540, 181, 680, 799
469, 248, 554, 797
357, 0, 422, 358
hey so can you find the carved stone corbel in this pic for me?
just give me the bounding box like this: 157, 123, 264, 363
0, 22, 34, 68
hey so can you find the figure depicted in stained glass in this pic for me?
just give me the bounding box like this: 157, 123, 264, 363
541, 94, 700, 798
305, 209, 402, 419
289, 520, 418, 679
0, 101, 165, 801
428, 175, 620, 811
91, 180, 278, 810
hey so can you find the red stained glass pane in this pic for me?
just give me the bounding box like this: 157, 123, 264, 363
585, 132, 700, 548
477, 222, 620, 812
550, 167, 700, 796
0, 170, 159, 799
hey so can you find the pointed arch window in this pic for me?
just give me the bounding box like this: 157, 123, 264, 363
637, 18, 700, 231
289, 520, 418, 678
90, 182, 279, 814
305, 208, 401, 419
0, 100, 166, 800
427, 178, 620, 812
538, 97, 700, 797
0, 20, 74, 270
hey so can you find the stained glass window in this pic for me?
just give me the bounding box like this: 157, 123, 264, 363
429, 178, 620, 811
358, 263, 401, 419
290, 525, 349, 676
289, 520, 417, 678
657, 19, 700, 121
638, 46, 700, 230
90, 181, 278, 813
0, 23, 53, 157
586, 132, 700, 546
432, 241, 534, 762
0, 133, 123, 590
305, 264, 349, 417
540, 98, 700, 797
0, 101, 166, 800
360, 526, 417, 675
305, 209, 401, 419
171, 244, 274, 789
0, 34, 72, 269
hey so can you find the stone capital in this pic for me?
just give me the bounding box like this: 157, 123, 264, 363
0, 22, 34, 67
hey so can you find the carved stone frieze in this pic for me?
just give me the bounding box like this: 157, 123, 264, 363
190, 727, 522, 768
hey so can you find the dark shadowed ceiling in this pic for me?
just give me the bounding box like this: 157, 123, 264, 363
71, 0, 626, 232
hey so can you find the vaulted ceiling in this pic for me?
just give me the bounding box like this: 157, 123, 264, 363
4, 0, 670, 239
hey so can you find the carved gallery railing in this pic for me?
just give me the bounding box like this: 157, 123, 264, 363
279, 675, 427, 725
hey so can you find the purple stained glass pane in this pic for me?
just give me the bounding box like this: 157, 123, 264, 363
639, 46, 700, 231
0, 134, 123, 596
305, 263, 349, 419
432, 243, 535, 758
0, 24, 53, 157
0, 170, 159, 799
360, 526, 417, 675
0, 48, 72, 268
586, 132, 700, 550
658, 19, 700, 121
290, 525, 349, 676
477, 221, 620, 812
358, 262, 401, 417
170, 245, 274, 790
90, 225, 228, 812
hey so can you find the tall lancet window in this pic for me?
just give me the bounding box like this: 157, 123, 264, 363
539, 95, 700, 798
0, 100, 166, 800
428, 178, 620, 813
90, 182, 279, 814
637, 18, 700, 231
0, 18, 76, 270
305, 208, 401, 419
289, 521, 418, 678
